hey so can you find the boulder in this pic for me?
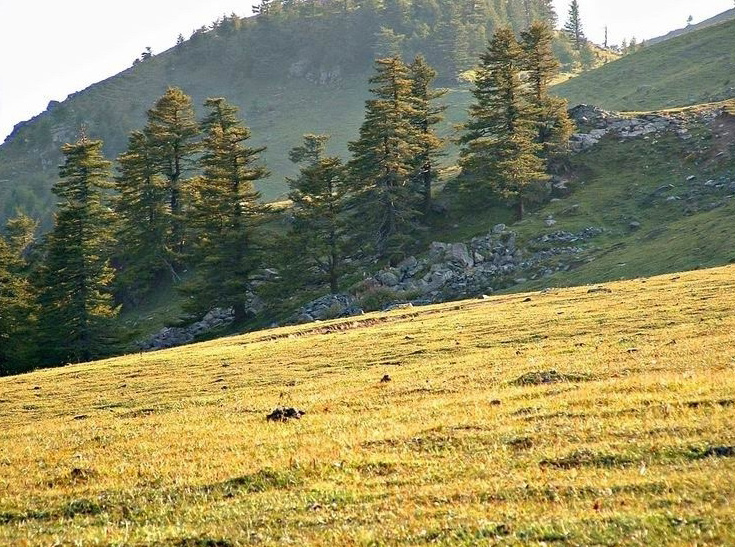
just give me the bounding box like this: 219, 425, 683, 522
448, 243, 474, 268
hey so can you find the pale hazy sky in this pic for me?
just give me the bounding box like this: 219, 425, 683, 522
1, 0, 733, 142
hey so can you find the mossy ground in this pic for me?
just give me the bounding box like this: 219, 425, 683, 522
2, 265, 735, 545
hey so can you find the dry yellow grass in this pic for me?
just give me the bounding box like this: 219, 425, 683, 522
2, 266, 735, 546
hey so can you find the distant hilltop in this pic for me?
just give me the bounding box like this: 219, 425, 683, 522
647, 7, 735, 46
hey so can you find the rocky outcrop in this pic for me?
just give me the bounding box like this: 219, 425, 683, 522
358, 224, 602, 305
138, 308, 236, 351
286, 225, 603, 325
569, 104, 681, 152
292, 293, 363, 323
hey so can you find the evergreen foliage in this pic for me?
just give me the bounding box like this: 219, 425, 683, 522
182, 98, 270, 322
144, 87, 200, 268
0, 215, 37, 375
37, 137, 119, 365
563, 0, 585, 50
0, 0, 566, 228
347, 57, 422, 259
520, 22, 574, 165
459, 27, 547, 219
283, 134, 349, 294
408, 55, 447, 218
114, 130, 169, 302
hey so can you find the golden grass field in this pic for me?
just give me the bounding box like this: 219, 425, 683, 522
2, 265, 735, 546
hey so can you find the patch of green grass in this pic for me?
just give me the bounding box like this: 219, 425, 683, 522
554, 19, 735, 110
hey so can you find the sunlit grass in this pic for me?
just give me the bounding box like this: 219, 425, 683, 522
2, 265, 735, 545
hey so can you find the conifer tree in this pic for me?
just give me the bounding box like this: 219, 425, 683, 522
520, 21, 574, 164
347, 57, 421, 259
0, 215, 37, 375
536, 0, 558, 27
145, 87, 200, 268
563, 0, 585, 50
459, 27, 547, 220
37, 137, 118, 365
283, 134, 348, 294
114, 130, 170, 301
408, 55, 446, 218
182, 98, 269, 322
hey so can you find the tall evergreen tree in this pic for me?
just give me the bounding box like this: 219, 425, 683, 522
37, 137, 118, 365
145, 87, 200, 268
0, 215, 37, 375
563, 0, 585, 50
520, 21, 574, 164
283, 134, 348, 294
459, 27, 547, 219
182, 98, 269, 322
408, 55, 446, 218
347, 57, 421, 259
536, 0, 557, 27
114, 130, 170, 300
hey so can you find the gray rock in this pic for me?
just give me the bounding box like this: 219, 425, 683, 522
448, 243, 474, 268
376, 270, 400, 287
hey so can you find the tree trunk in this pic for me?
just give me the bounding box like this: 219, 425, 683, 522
516, 198, 525, 221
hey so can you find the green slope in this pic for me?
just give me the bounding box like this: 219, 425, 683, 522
553, 19, 735, 111
2, 0, 566, 227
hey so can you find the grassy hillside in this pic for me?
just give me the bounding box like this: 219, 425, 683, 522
553, 19, 735, 111
2, 265, 735, 545
647, 8, 735, 46
431, 102, 735, 293
1, 0, 563, 226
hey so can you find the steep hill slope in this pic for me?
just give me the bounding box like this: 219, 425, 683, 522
0, 0, 558, 226
2, 265, 734, 545
553, 18, 735, 111
647, 8, 735, 46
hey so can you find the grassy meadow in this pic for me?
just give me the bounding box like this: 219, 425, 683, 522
553, 18, 735, 111
2, 266, 735, 545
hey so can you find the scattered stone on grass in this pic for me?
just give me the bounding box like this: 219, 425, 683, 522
511, 370, 592, 386
266, 407, 306, 422
587, 286, 612, 294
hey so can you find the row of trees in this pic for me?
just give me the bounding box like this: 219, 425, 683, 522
0, 21, 572, 375
185, 0, 561, 81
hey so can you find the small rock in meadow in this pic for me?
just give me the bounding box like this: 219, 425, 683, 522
266, 407, 306, 422
489, 399, 502, 406
587, 286, 612, 294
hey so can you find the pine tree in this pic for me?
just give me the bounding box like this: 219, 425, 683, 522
145, 87, 200, 268
283, 134, 348, 294
563, 0, 585, 50
520, 21, 574, 164
536, 0, 558, 27
114, 130, 170, 301
182, 98, 269, 322
459, 27, 547, 220
0, 215, 37, 375
408, 55, 446, 218
347, 57, 421, 259
37, 137, 118, 365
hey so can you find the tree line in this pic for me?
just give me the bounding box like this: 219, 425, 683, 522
0, 21, 572, 376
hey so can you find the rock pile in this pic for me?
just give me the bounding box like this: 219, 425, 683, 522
138, 308, 236, 351
361, 225, 602, 302
266, 407, 306, 422
293, 293, 363, 324
569, 104, 681, 152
